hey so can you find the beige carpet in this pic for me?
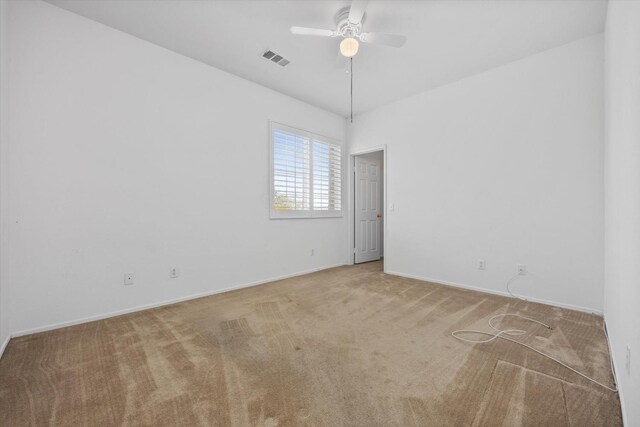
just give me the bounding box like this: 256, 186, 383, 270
0, 261, 622, 426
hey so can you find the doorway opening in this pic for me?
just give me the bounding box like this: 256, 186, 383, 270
353, 150, 384, 265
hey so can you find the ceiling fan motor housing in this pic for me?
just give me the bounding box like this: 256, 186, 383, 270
335, 6, 364, 38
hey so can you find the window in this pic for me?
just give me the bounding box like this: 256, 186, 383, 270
270, 122, 342, 218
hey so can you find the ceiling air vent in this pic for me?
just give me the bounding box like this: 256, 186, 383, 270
261, 49, 290, 67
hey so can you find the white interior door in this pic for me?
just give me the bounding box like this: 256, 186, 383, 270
355, 157, 381, 263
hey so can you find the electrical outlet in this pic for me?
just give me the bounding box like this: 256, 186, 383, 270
517, 264, 526, 275
626, 345, 631, 374
170, 267, 179, 278
124, 272, 134, 285
478, 259, 486, 270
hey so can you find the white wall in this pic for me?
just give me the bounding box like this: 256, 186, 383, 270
604, 2, 640, 424
5, 0, 347, 336
0, 0, 10, 352
349, 35, 604, 312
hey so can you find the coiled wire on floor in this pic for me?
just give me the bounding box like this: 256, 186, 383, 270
451, 277, 618, 393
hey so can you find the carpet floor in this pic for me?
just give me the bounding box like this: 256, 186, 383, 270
0, 261, 622, 426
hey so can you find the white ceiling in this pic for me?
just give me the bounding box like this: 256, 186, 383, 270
46, 0, 607, 117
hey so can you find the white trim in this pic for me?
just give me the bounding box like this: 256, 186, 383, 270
11, 263, 346, 338
603, 315, 627, 426
0, 0, 11, 365
348, 145, 387, 270
0, 334, 10, 359
350, 146, 388, 156
385, 270, 603, 315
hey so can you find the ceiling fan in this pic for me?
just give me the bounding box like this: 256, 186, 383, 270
290, 0, 407, 58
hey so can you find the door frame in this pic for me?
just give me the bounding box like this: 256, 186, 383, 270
348, 145, 387, 270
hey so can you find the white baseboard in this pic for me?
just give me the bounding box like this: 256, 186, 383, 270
603, 315, 627, 426
5, 264, 602, 349
385, 270, 603, 316
0, 334, 10, 359
11, 263, 346, 338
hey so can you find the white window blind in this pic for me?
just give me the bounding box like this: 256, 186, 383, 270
312, 140, 342, 211
270, 123, 342, 218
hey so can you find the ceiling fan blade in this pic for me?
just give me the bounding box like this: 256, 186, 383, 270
290, 26, 336, 37
359, 32, 407, 48
348, 0, 368, 25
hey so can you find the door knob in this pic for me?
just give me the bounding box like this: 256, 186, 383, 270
377, 214, 381, 218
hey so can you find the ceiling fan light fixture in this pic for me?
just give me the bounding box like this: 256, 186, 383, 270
340, 37, 359, 57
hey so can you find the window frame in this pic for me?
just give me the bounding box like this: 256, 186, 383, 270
269, 121, 343, 219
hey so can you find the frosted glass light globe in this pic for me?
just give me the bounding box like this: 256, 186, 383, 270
340, 37, 359, 57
